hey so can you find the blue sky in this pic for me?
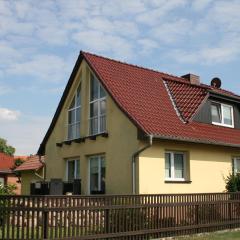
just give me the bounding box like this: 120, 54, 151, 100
0, 0, 240, 155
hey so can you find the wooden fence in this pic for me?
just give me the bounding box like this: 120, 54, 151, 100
0, 193, 240, 239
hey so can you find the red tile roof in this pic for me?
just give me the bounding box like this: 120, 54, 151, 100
14, 156, 28, 161
15, 155, 44, 172
165, 80, 208, 122
0, 152, 15, 173
38, 51, 240, 154
83, 51, 240, 147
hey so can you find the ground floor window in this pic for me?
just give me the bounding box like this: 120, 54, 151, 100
233, 157, 240, 174
66, 159, 80, 182
165, 151, 186, 181
89, 155, 105, 194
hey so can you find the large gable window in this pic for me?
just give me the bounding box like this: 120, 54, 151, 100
211, 102, 234, 128
67, 85, 81, 140
89, 74, 106, 135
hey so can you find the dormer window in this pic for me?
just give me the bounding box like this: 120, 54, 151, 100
211, 102, 234, 128
67, 85, 81, 140
89, 74, 106, 135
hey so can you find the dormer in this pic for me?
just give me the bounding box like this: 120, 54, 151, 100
194, 92, 240, 129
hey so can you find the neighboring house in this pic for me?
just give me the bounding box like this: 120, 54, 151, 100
0, 152, 21, 194
37, 51, 240, 195
15, 155, 44, 195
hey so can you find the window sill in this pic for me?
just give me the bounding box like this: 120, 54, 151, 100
88, 132, 109, 139
165, 180, 192, 184
212, 122, 234, 128
58, 132, 109, 147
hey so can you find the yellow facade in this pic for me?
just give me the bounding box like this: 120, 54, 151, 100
41, 60, 240, 195
45, 60, 140, 195
21, 170, 43, 195
138, 140, 240, 194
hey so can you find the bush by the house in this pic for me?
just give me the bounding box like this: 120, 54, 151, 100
0, 183, 16, 195
0, 184, 16, 226
225, 172, 240, 192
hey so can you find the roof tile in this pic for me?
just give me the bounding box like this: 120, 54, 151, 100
0, 152, 14, 172
15, 155, 44, 172
83, 51, 240, 147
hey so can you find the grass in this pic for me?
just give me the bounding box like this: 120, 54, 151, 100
176, 230, 240, 239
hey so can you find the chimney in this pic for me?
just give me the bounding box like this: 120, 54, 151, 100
181, 73, 200, 85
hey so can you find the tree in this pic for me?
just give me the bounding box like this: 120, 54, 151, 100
0, 138, 15, 156
14, 158, 24, 168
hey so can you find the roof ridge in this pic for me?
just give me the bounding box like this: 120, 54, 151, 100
81, 50, 184, 81
164, 77, 209, 91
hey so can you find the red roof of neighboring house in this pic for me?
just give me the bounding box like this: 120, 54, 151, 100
38, 51, 240, 154
0, 152, 15, 173
14, 156, 28, 161
15, 155, 44, 172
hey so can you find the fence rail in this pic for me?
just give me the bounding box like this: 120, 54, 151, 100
1, 193, 240, 239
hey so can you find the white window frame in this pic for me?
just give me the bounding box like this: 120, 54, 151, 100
89, 74, 106, 135
67, 85, 81, 140
88, 155, 105, 194
165, 151, 186, 181
211, 102, 234, 128
233, 157, 240, 175
66, 159, 80, 181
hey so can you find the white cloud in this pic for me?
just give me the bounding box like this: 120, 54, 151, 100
37, 27, 69, 45
0, 83, 11, 95
191, 0, 213, 11
0, 107, 20, 121
0, 115, 50, 155
151, 19, 192, 44
0, 41, 22, 66
138, 38, 158, 55
101, 0, 146, 16
0, 1, 12, 16
14, 1, 32, 19
136, 0, 187, 26
85, 17, 139, 38
72, 30, 133, 60
7, 54, 71, 82
168, 39, 240, 65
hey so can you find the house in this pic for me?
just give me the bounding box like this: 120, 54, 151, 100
15, 155, 44, 195
0, 152, 21, 194
36, 51, 240, 195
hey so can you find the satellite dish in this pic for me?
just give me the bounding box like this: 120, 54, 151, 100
211, 77, 222, 89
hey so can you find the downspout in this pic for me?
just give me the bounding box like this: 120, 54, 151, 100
36, 155, 46, 181
132, 135, 153, 194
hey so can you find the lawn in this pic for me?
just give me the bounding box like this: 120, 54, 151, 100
176, 230, 240, 240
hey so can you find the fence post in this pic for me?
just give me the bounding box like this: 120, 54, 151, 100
228, 202, 232, 221
195, 204, 199, 224
43, 210, 48, 239
105, 209, 110, 233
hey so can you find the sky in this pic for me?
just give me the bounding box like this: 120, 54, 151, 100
0, 0, 240, 155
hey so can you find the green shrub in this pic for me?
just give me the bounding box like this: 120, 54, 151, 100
0, 184, 17, 195
225, 172, 240, 192
0, 184, 16, 226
